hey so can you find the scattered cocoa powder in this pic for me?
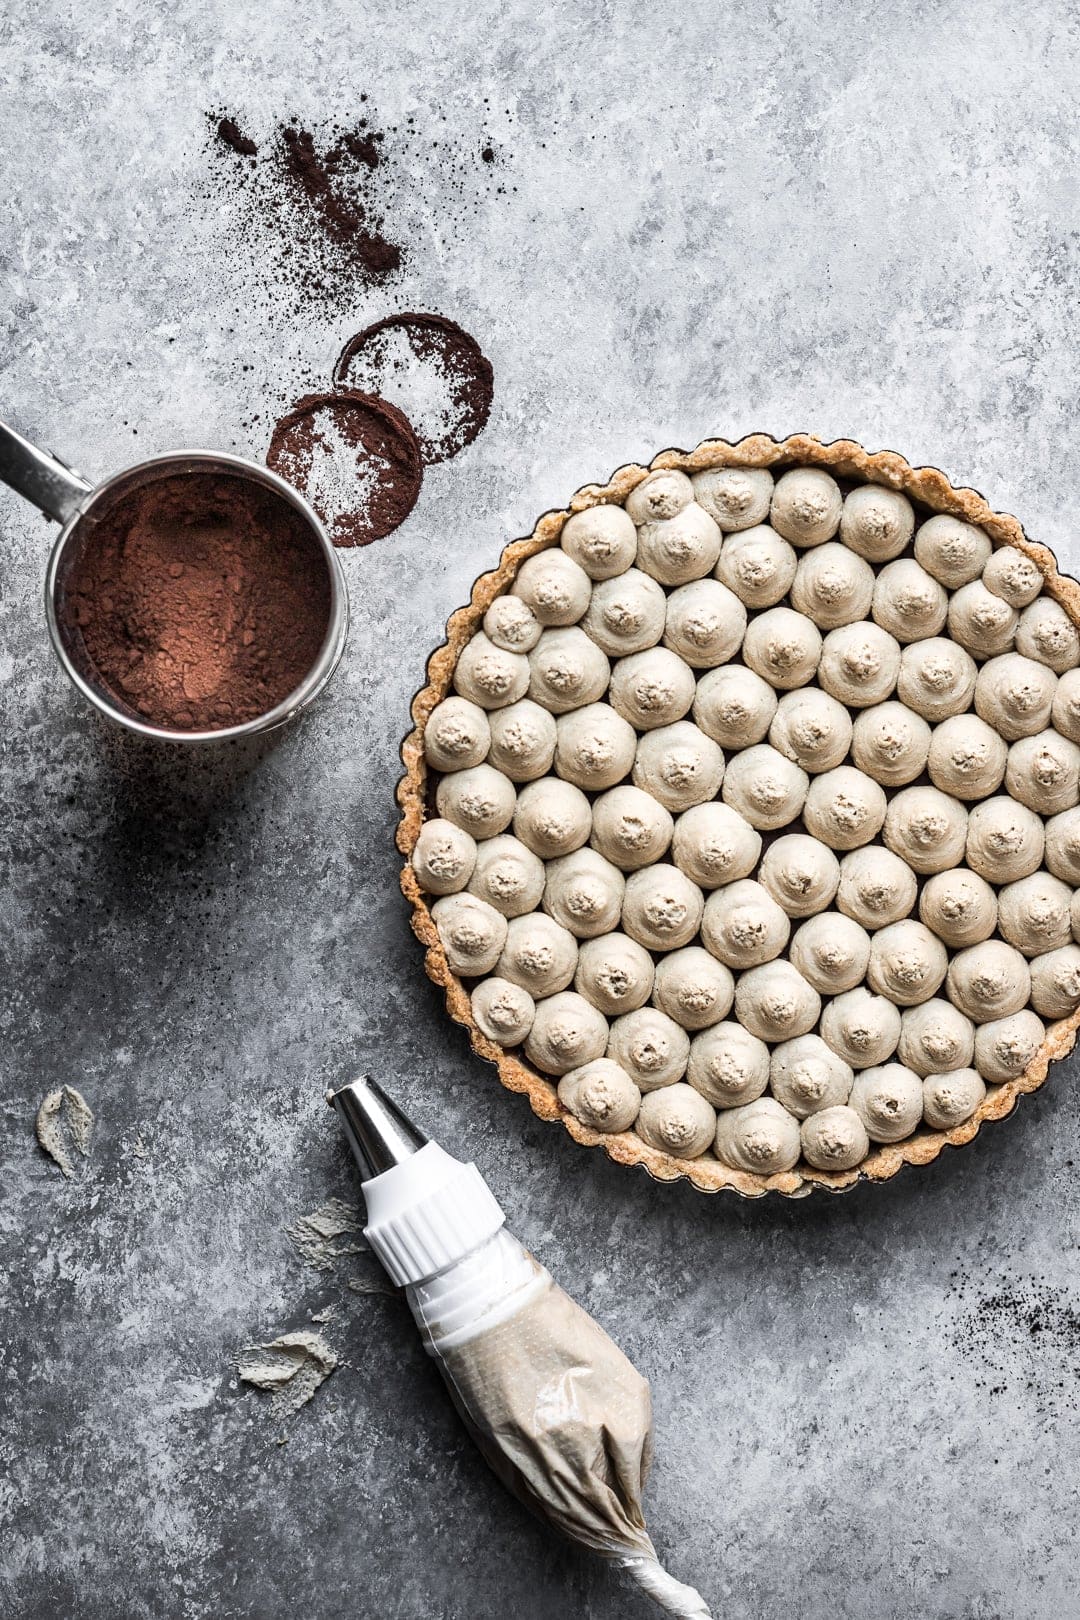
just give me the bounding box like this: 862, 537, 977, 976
949, 1264, 1080, 1425
206, 114, 402, 304
201, 110, 497, 546
202, 106, 513, 315
60, 473, 331, 732
266, 390, 423, 547
280, 124, 400, 278
216, 117, 257, 158
333, 313, 494, 464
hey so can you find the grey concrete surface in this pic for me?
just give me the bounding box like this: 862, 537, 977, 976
3, 2, 1080, 1616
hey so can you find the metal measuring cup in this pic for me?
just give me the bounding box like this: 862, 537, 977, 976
0, 418, 349, 743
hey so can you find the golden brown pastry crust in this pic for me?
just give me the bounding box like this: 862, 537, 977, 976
397, 432, 1080, 1198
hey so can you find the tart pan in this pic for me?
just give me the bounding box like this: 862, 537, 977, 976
397, 433, 1080, 1197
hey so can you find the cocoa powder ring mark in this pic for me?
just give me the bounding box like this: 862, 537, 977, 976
266, 389, 423, 548
333, 313, 494, 465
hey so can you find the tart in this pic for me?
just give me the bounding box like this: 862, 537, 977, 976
398, 434, 1080, 1197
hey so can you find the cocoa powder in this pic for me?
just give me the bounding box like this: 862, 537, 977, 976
203, 106, 511, 315
266, 390, 423, 547
61, 473, 330, 732
216, 117, 257, 157
333, 313, 494, 464
208, 114, 402, 302
280, 124, 400, 278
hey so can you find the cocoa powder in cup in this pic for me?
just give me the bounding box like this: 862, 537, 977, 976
60, 472, 331, 732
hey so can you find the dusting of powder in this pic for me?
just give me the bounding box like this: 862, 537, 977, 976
289, 411, 382, 530
949, 1268, 1080, 1426
265, 390, 423, 548
207, 115, 399, 304
202, 105, 513, 317
333, 313, 494, 464
237, 1331, 337, 1417
35, 1086, 94, 1178
284, 1196, 368, 1271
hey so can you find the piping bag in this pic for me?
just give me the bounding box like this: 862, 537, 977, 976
329, 1076, 711, 1618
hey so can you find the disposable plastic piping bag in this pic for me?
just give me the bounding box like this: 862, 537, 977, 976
329, 1076, 711, 1618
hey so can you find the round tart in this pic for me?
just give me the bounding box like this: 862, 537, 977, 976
398, 434, 1080, 1197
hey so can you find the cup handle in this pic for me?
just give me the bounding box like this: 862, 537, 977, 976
0, 417, 94, 525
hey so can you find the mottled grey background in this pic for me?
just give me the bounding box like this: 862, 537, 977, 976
3, 2, 1080, 1617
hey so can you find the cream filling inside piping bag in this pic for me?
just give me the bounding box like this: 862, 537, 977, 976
328, 1076, 711, 1619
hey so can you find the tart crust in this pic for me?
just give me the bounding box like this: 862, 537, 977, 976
397, 433, 1080, 1198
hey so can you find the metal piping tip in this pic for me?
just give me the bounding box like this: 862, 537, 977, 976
327, 1075, 428, 1181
